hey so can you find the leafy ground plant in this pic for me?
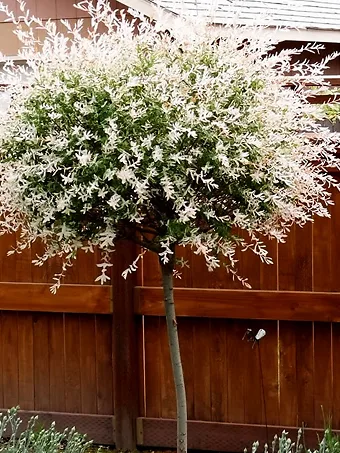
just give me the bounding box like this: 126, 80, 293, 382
248, 428, 340, 453
0, 407, 92, 453
248, 430, 304, 453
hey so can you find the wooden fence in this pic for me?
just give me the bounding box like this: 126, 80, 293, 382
134, 186, 340, 451
1, 190, 340, 452
1, 1, 340, 450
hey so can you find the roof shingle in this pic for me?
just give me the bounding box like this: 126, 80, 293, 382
154, 0, 340, 30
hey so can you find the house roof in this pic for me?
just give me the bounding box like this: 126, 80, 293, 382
152, 0, 340, 30
124, 0, 340, 42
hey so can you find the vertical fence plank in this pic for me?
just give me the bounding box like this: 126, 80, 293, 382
296, 322, 314, 427
278, 228, 296, 291
2, 312, 19, 408
294, 224, 313, 291
332, 323, 340, 429
279, 321, 298, 426
278, 224, 313, 291
49, 314, 65, 412
175, 247, 193, 288
0, 234, 17, 282
142, 252, 161, 287
95, 315, 114, 415
238, 249, 261, 291
112, 241, 138, 450
260, 239, 278, 290
0, 0, 17, 21
210, 319, 228, 422
193, 319, 212, 421
33, 313, 50, 411
36, 0, 56, 19
258, 320, 279, 426
179, 318, 195, 420
314, 322, 332, 427
144, 316, 162, 418
243, 320, 265, 425
227, 319, 247, 423
313, 215, 332, 292
137, 317, 145, 418
0, 314, 3, 409
17, 313, 34, 410
15, 232, 32, 283
31, 241, 48, 283
330, 188, 340, 291
160, 318, 176, 419
55, 0, 76, 19
79, 315, 97, 414
64, 314, 81, 413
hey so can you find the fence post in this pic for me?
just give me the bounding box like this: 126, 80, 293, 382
112, 240, 138, 450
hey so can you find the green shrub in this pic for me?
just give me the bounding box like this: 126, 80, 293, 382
0, 407, 92, 453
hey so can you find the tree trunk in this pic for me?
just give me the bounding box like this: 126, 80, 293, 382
159, 250, 187, 453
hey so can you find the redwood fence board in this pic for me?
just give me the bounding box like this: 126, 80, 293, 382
135, 287, 340, 322
0, 282, 112, 313
0, 410, 115, 446
137, 417, 328, 451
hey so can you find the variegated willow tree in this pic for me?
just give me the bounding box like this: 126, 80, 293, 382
0, 1, 339, 451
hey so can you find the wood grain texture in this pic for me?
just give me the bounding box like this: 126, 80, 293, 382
0, 282, 111, 313
0, 233, 17, 281
0, 0, 17, 22
2, 312, 19, 408
279, 322, 298, 426
193, 319, 211, 421
95, 315, 114, 415
278, 227, 297, 291
0, 311, 115, 415
178, 318, 195, 420
313, 215, 332, 292
159, 318, 176, 419
314, 322, 333, 427
55, 0, 76, 19
0, 23, 20, 55
112, 241, 138, 449
296, 322, 314, 427
144, 316, 162, 418
138, 417, 328, 451
135, 287, 340, 322
243, 321, 265, 425
64, 314, 82, 413
33, 313, 50, 411
17, 314, 34, 410
0, 410, 114, 446
209, 319, 227, 422
278, 223, 313, 291
226, 320, 246, 424
79, 315, 97, 414
49, 314, 66, 412
333, 323, 340, 428
258, 321, 279, 426
0, 314, 4, 409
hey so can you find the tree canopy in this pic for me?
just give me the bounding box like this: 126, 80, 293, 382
0, 0, 338, 291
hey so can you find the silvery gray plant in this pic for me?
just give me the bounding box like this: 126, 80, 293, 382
248, 428, 340, 453
0, 407, 92, 453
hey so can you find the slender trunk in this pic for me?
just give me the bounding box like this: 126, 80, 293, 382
159, 250, 187, 453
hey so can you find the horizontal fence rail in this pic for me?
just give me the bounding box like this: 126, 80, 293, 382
137, 418, 330, 451
0, 410, 115, 446
135, 287, 340, 322
0, 282, 112, 313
